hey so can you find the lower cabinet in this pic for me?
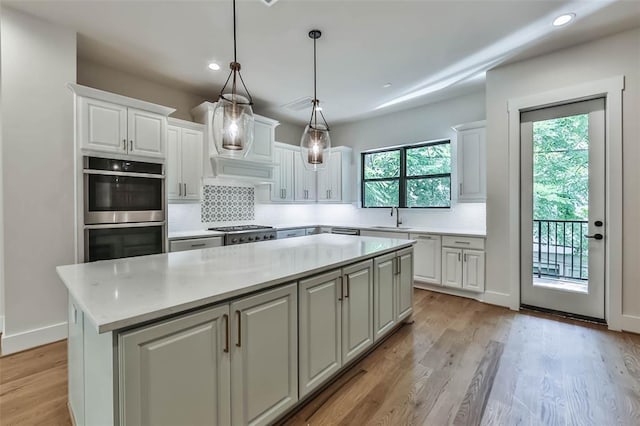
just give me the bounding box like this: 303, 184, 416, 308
119, 284, 298, 426
298, 260, 374, 398
441, 246, 485, 292
119, 305, 231, 426
411, 234, 441, 285
373, 248, 413, 342
230, 284, 298, 426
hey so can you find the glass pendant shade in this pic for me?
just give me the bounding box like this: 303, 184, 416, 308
300, 122, 331, 171
213, 93, 254, 157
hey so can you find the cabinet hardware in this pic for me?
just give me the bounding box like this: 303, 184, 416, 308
235, 310, 242, 347
281, 189, 284, 199
338, 276, 343, 301
178, 182, 182, 196
345, 275, 350, 298
459, 183, 463, 196
129, 140, 133, 151
122, 139, 127, 151
190, 243, 206, 248
419, 236, 432, 240
223, 314, 229, 353
458, 252, 461, 262
284, 188, 287, 199
184, 183, 187, 196
398, 257, 402, 275
464, 253, 467, 262
455, 241, 471, 245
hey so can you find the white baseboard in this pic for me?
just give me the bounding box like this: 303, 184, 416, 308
1, 321, 68, 355
414, 282, 482, 301
480, 290, 513, 309
620, 314, 640, 334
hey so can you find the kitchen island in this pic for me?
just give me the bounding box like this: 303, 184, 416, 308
57, 234, 415, 426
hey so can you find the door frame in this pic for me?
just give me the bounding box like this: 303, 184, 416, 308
506, 75, 624, 330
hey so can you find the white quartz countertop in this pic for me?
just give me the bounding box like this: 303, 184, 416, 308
169, 224, 486, 240
57, 234, 415, 333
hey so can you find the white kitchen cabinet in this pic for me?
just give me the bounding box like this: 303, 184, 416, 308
373, 252, 397, 341
230, 283, 298, 426
119, 305, 231, 426
442, 247, 463, 288
342, 260, 374, 364
453, 120, 486, 202
411, 234, 441, 285
70, 84, 174, 160
441, 236, 485, 292
317, 147, 352, 203
169, 236, 223, 252
277, 228, 307, 239
298, 270, 342, 398
167, 120, 204, 201
396, 248, 414, 321
294, 153, 317, 201
271, 145, 295, 202
245, 116, 279, 163
462, 249, 485, 292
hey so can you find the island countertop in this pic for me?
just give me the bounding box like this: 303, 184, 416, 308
57, 234, 415, 334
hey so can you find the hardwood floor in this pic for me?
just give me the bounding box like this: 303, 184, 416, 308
1, 289, 639, 425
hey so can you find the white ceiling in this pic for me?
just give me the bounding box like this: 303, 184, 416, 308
7, 0, 640, 125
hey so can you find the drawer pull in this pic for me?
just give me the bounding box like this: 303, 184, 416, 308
455, 241, 471, 245
419, 236, 433, 240
190, 243, 206, 247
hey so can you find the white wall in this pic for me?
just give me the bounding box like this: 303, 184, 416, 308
1, 7, 77, 353
486, 28, 640, 327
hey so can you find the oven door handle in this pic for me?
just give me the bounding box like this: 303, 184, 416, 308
83, 169, 165, 179
84, 221, 166, 230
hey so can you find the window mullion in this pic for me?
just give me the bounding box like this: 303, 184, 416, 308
400, 147, 407, 208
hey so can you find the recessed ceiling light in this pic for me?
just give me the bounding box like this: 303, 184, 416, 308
383, 83, 392, 88
553, 13, 575, 27
208, 62, 221, 71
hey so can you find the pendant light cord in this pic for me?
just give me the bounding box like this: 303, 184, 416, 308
233, 0, 237, 63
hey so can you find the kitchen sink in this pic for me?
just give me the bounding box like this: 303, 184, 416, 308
371, 226, 412, 230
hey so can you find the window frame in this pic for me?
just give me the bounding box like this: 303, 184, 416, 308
361, 139, 452, 209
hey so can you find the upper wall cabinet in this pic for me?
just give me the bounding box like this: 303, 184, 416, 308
68, 84, 175, 161
167, 118, 204, 201
453, 120, 486, 202
317, 147, 352, 203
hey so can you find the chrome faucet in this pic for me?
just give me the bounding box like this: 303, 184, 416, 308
391, 207, 402, 228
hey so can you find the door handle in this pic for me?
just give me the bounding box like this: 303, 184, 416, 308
338, 276, 343, 301
123, 139, 127, 151
184, 183, 187, 196
178, 182, 182, 196
584, 233, 604, 240
458, 252, 461, 262
235, 310, 242, 347
223, 314, 229, 353
345, 275, 350, 298
129, 140, 133, 152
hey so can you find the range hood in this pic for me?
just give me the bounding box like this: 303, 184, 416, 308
191, 101, 278, 184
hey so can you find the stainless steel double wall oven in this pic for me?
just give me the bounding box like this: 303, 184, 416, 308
83, 157, 165, 261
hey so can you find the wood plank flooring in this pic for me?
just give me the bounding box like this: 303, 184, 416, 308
1, 289, 639, 425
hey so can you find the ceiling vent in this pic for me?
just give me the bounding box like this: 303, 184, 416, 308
281, 96, 314, 112
260, 0, 279, 6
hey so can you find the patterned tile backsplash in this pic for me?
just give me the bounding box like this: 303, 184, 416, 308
201, 185, 255, 222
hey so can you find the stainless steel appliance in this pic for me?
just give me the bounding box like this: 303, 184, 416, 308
207, 225, 277, 245
331, 227, 360, 236
84, 156, 166, 262
83, 157, 165, 224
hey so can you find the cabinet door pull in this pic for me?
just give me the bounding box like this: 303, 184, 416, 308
178, 182, 182, 196
345, 275, 350, 298
123, 139, 127, 151
223, 314, 229, 353
284, 188, 287, 199
398, 257, 402, 275
459, 183, 463, 196
184, 183, 187, 196
129, 140, 133, 152
458, 252, 461, 262
235, 310, 242, 347
464, 253, 467, 262
338, 276, 343, 301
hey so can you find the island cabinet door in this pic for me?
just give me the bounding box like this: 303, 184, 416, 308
373, 252, 397, 342
230, 283, 298, 426
342, 259, 374, 365
396, 248, 414, 321
119, 305, 231, 426
298, 269, 343, 398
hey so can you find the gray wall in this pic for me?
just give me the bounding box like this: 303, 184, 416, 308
330, 90, 486, 202
1, 7, 77, 353
486, 28, 640, 320
275, 121, 304, 146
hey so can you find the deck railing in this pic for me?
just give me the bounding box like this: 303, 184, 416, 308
533, 219, 588, 281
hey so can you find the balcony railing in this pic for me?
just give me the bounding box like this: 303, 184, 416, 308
533, 219, 588, 281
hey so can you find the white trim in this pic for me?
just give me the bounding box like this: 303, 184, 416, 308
167, 117, 205, 131
507, 75, 624, 330
67, 83, 176, 116
621, 314, 640, 334
481, 291, 513, 309
451, 120, 487, 132
1, 321, 68, 355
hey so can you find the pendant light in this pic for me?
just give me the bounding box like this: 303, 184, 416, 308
212, 0, 254, 157
300, 30, 331, 171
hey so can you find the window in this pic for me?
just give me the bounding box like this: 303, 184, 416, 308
362, 140, 451, 208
